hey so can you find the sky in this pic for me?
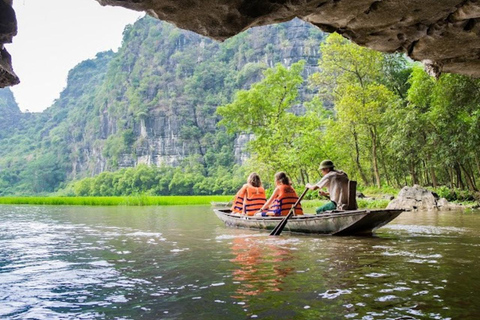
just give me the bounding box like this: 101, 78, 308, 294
7, 0, 144, 112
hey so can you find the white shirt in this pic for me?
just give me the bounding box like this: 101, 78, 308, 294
316, 170, 350, 210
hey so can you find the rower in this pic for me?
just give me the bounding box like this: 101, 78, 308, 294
306, 160, 356, 213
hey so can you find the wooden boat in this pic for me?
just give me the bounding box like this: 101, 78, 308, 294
213, 208, 404, 236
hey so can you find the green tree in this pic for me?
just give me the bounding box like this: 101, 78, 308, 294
218, 61, 329, 184
311, 33, 402, 187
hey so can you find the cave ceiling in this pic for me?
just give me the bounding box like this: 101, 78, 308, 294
1, 0, 480, 87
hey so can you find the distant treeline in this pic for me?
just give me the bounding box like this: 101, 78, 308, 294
64, 163, 245, 196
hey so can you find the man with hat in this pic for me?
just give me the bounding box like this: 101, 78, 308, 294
306, 160, 350, 213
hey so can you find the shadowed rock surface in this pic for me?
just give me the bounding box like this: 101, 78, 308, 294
1, 0, 480, 87
0, 0, 19, 87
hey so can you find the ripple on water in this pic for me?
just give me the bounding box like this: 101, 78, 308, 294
0, 207, 193, 319
385, 224, 466, 236
379, 286, 411, 293
105, 295, 128, 303
1, 206, 480, 319
318, 289, 352, 300
365, 273, 389, 278
378, 248, 442, 264
215, 233, 265, 240
375, 294, 400, 302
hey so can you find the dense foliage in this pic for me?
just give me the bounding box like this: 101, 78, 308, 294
62, 163, 245, 196
219, 33, 480, 196
217, 61, 330, 186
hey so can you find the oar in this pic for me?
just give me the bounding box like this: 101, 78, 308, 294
270, 187, 309, 236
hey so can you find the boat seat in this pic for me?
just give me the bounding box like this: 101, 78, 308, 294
345, 180, 358, 210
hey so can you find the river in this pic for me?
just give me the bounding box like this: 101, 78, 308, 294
1, 205, 480, 319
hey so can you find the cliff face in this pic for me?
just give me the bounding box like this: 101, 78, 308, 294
67, 17, 324, 176
0, 17, 324, 193
0, 88, 20, 139
123, 18, 322, 168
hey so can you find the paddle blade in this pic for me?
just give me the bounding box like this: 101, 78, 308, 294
269, 187, 309, 236
270, 211, 294, 236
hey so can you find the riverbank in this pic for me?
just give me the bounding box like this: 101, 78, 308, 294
302, 198, 390, 210
0, 195, 234, 206
0, 196, 389, 208
0, 193, 475, 209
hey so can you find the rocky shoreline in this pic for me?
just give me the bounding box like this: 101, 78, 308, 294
387, 185, 466, 211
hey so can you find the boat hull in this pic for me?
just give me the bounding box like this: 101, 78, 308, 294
213, 209, 403, 235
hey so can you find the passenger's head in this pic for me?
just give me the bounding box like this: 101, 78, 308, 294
319, 159, 335, 175
274, 172, 290, 186
247, 172, 262, 188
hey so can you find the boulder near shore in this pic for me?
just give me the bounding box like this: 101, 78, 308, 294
387, 185, 463, 211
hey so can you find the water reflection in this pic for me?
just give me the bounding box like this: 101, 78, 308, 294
230, 236, 295, 299
1, 206, 480, 319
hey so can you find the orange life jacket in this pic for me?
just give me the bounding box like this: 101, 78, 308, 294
231, 185, 247, 213
244, 186, 266, 216
268, 184, 303, 216
231, 185, 266, 215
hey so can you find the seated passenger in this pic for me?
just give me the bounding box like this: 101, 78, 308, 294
231, 172, 267, 215
258, 172, 303, 216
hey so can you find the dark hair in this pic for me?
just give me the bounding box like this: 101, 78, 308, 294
275, 172, 290, 185
247, 172, 262, 188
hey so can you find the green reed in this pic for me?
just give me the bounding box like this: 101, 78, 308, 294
0, 195, 234, 206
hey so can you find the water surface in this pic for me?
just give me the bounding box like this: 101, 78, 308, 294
1, 205, 480, 319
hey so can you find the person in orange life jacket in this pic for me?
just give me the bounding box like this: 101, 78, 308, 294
231, 172, 267, 215
256, 172, 303, 217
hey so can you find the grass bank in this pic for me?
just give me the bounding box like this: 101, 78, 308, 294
0, 195, 234, 206
0, 195, 391, 208
302, 198, 390, 210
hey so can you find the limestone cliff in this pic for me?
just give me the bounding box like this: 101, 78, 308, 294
68, 17, 324, 176
0, 17, 324, 193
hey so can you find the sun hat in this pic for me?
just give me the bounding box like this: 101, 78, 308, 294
319, 160, 335, 170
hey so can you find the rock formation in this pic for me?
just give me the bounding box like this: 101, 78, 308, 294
96, 0, 480, 78
387, 185, 464, 211
1, 0, 480, 87
0, 0, 19, 87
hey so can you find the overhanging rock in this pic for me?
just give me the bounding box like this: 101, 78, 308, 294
0, 0, 19, 88
1, 0, 480, 87
97, 0, 480, 78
